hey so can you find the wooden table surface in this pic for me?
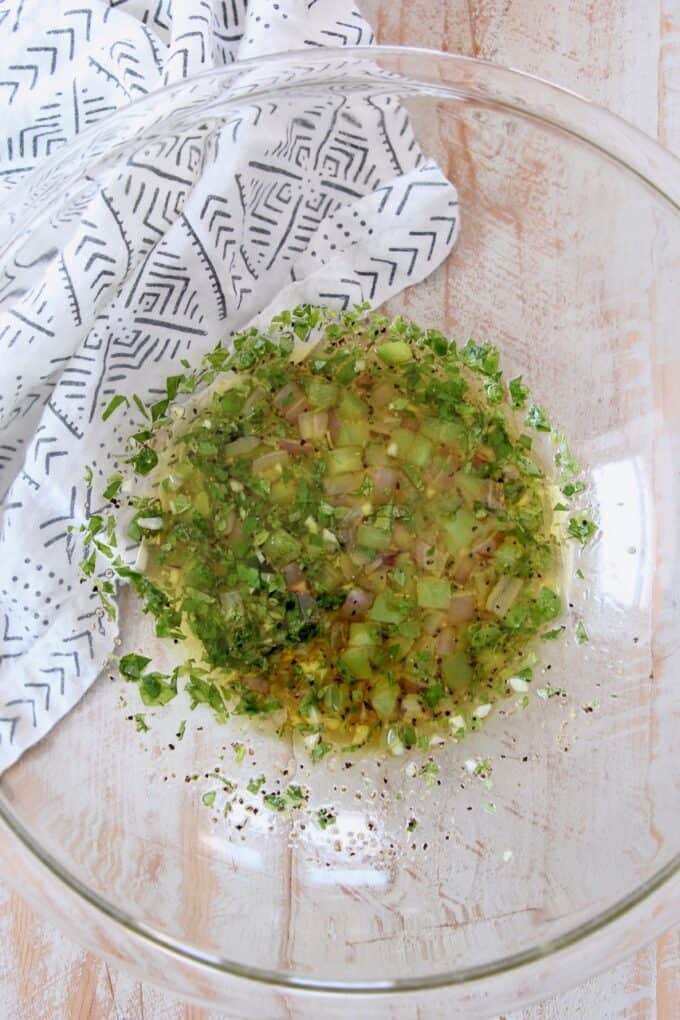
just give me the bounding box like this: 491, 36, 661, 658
1, 1, 679, 1017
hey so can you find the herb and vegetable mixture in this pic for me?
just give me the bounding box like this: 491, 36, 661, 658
83, 305, 594, 758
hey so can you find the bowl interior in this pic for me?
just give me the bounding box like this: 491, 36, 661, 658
1, 52, 678, 989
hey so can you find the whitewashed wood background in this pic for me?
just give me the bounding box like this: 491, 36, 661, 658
1, 1, 678, 1017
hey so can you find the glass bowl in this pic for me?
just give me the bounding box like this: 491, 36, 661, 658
0, 48, 678, 1017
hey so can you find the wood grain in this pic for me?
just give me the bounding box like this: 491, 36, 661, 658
1, 2, 678, 1018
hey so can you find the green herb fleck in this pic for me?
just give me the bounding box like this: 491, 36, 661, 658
317, 807, 337, 830
119, 653, 151, 680
102, 394, 129, 421
537, 684, 566, 699
247, 775, 266, 795
568, 516, 597, 544
526, 404, 551, 432
509, 376, 530, 409
420, 761, 440, 787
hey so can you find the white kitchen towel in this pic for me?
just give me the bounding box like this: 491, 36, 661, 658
0, 0, 459, 771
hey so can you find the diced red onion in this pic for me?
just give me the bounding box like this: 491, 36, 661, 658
329, 620, 349, 651
279, 438, 310, 457
448, 593, 476, 625
273, 383, 308, 423
472, 445, 496, 466
379, 551, 399, 566
369, 419, 397, 436
224, 435, 260, 458
283, 394, 308, 423
327, 409, 342, 444
274, 383, 299, 409
435, 627, 456, 655
243, 674, 270, 694
423, 611, 447, 636
472, 531, 505, 558
337, 507, 362, 545
295, 591, 316, 616
414, 537, 447, 574
324, 473, 362, 497
486, 575, 523, 616
282, 564, 308, 592
252, 450, 289, 475
337, 553, 356, 582
297, 410, 328, 442
372, 466, 399, 501
453, 554, 476, 584
220, 590, 244, 615
338, 588, 374, 620
392, 523, 412, 550
423, 465, 457, 492
371, 380, 396, 409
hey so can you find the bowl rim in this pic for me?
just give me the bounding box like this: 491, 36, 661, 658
0, 43, 678, 996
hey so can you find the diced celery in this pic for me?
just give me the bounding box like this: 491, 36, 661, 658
193, 491, 210, 514
442, 508, 477, 554
356, 523, 392, 551
349, 623, 379, 647
340, 646, 373, 680
324, 683, 349, 715
371, 678, 398, 719
307, 378, 338, 410
456, 472, 490, 506
299, 693, 321, 724
365, 443, 390, 467
368, 592, 406, 624
337, 420, 370, 447
421, 418, 468, 448
338, 391, 369, 420
389, 427, 413, 460
382, 634, 414, 661
442, 651, 474, 690
416, 577, 451, 610
405, 433, 433, 467
376, 341, 413, 365
270, 479, 296, 504
264, 530, 301, 565
326, 446, 363, 476
399, 619, 421, 639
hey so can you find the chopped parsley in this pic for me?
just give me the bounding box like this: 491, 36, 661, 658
134, 713, 149, 733
317, 807, 337, 830
420, 761, 440, 787
568, 516, 597, 544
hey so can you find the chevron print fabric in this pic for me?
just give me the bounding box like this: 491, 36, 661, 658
0, 0, 460, 770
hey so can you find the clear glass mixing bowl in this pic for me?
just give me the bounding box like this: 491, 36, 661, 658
0, 48, 678, 1017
